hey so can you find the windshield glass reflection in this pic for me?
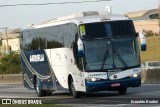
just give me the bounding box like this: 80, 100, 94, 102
83, 38, 140, 71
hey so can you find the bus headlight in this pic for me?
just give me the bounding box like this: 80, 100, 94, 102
130, 73, 141, 78
85, 77, 102, 82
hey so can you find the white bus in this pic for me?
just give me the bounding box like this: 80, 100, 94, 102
20, 11, 146, 98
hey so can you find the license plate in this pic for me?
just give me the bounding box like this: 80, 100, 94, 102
111, 83, 120, 87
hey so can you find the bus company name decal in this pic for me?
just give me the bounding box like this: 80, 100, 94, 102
30, 54, 44, 62
89, 72, 107, 77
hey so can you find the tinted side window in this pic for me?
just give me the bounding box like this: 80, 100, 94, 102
22, 23, 77, 51
63, 23, 77, 48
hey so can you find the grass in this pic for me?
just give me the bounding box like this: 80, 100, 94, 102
140, 36, 160, 63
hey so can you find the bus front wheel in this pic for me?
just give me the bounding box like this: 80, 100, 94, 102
69, 79, 81, 98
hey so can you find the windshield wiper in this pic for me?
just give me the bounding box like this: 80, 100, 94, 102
112, 43, 128, 68
100, 41, 110, 70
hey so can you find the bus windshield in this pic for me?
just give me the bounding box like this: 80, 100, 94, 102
79, 20, 136, 39
83, 37, 140, 71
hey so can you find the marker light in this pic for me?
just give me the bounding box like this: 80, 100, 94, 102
130, 73, 140, 78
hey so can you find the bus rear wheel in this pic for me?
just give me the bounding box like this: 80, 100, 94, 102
118, 88, 127, 95
46, 91, 52, 96
35, 78, 45, 97
69, 79, 81, 98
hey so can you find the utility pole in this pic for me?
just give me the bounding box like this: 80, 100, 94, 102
0, 27, 9, 54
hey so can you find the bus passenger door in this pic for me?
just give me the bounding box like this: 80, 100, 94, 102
74, 57, 86, 92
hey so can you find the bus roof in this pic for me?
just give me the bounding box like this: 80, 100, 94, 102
23, 11, 129, 29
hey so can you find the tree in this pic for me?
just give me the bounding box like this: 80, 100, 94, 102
0, 52, 21, 74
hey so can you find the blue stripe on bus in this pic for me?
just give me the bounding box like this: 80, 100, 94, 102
21, 50, 67, 91
23, 50, 50, 77
21, 55, 34, 90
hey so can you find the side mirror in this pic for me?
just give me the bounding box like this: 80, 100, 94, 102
77, 38, 84, 58
138, 30, 146, 51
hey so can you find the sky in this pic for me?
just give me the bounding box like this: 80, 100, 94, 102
0, 0, 159, 29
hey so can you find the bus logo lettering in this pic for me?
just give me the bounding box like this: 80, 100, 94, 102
30, 54, 44, 62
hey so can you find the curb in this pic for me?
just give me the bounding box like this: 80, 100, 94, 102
0, 74, 23, 84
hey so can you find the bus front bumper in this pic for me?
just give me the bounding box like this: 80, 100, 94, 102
85, 77, 141, 92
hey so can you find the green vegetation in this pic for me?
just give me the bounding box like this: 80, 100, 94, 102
145, 30, 154, 37
0, 52, 21, 74
140, 36, 160, 63
0, 105, 71, 107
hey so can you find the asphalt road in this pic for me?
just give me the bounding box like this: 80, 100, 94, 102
0, 84, 160, 107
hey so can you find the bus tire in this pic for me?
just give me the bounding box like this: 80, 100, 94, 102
69, 79, 81, 98
35, 78, 45, 97
118, 88, 127, 95
46, 91, 52, 96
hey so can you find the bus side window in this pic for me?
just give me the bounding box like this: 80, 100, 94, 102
39, 37, 47, 50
